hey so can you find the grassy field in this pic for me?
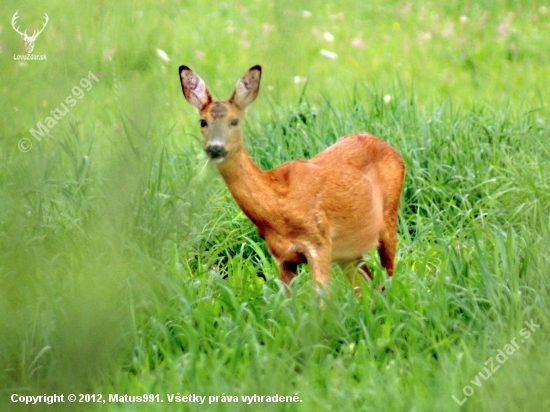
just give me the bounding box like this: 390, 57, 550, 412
1, 0, 549, 411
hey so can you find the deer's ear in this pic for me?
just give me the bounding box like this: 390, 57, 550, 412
230, 65, 261, 110
179, 66, 212, 111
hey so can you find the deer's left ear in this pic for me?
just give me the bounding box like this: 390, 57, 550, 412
230, 65, 261, 110
179, 66, 212, 111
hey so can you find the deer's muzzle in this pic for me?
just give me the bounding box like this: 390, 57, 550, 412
205, 145, 227, 160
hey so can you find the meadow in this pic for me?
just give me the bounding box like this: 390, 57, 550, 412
1, 0, 549, 411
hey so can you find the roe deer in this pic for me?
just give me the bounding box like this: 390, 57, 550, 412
179, 65, 404, 294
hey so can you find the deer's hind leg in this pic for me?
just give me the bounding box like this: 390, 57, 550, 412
377, 161, 404, 277
377, 201, 400, 277
377, 230, 396, 277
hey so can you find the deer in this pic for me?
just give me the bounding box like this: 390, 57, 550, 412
179, 65, 405, 295
11, 11, 49, 54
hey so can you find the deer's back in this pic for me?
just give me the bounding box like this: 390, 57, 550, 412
265, 133, 404, 260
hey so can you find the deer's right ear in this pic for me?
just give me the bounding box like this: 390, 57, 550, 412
179, 66, 212, 111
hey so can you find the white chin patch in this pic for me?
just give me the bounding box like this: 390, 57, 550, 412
211, 157, 225, 164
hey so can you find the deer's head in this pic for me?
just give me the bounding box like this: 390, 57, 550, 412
11, 11, 49, 54
179, 65, 261, 163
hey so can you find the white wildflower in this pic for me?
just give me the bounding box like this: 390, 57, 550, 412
323, 32, 334, 41
320, 49, 337, 59
156, 48, 170, 62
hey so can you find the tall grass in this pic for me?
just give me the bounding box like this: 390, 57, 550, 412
2, 89, 549, 411
1, 0, 549, 411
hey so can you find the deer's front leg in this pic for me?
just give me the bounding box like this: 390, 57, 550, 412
278, 261, 298, 285
304, 244, 332, 294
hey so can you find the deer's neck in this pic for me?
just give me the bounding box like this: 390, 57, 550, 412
216, 150, 278, 228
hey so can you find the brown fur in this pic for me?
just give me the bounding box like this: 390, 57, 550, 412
179, 65, 405, 293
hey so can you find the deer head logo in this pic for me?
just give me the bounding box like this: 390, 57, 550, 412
11, 11, 49, 54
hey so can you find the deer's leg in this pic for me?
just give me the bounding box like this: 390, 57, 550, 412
378, 188, 400, 277
304, 245, 332, 294
378, 226, 397, 278
278, 261, 299, 285
338, 258, 372, 296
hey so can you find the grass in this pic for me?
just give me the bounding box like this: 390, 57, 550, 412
1, 0, 549, 411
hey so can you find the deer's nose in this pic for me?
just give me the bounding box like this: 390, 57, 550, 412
205, 145, 227, 159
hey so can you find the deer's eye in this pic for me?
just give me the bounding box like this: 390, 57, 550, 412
230, 119, 239, 127
199, 119, 208, 128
